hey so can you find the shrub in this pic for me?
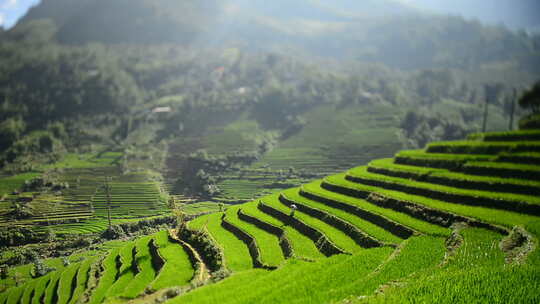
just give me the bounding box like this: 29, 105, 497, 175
101, 225, 126, 240
519, 81, 540, 114
0, 226, 42, 248
0, 265, 8, 279
32, 259, 54, 278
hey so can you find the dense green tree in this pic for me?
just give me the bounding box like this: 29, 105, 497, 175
0, 117, 26, 151
519, 81, 540, 113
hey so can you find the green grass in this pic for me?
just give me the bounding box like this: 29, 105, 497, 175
169, 235, 443, 304
251, 103, 402, 173
363, 228, 528, 304
241, 201, 326, 260
426, 140, 540, 154
169, 247, 393, 304
43, 270, 61, 304
149, 230, 194, 290
464, 160, 540, 172
326, 173, 539, 229
39, 153, 120, 170
19, 279, 37, 304
0, 172, 40, 196
369, 158, 540, 188
5, 285, 24, 304
189, 213, 252, 272
468, 129, 540, 141
104, 242, 136, 299
338, 235, 446, 300
88, 249, 120, 304
56, 263, 80, 304
0, 291, 7, 304
261, 193, 363, 254
31, 274, 51, 304
302, 180, 450, 236
225, 205, 285, 267
283, 186, 403, 244
121, 235, 156, 298
181, 202, 222, 215
396, 149, 494, 161
347, 166, 540, 206
69, 257, 96, 304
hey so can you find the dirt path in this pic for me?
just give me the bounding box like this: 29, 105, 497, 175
168, 229, 211, 284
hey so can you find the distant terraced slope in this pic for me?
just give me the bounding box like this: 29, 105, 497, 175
2, 129, 539, 303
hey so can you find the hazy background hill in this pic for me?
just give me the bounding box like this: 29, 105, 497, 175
1, 0, 539, 197
18, 0, 540, 71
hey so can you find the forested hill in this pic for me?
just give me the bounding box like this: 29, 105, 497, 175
17, 0, 540, 71
0, 0, 539, 176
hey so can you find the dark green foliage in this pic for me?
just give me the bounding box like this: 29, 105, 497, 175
177, 224, 224, 272
0, 227, 43, 249
8, 202, 34, 219
101, 225, 126, 240
101, 216, 177, 240
519, 113, 540, 130
519, 81, 540, 113
22, 175, 69, 192
0, 117, 25, 151
32, 259, 55, 278
415, 70, 456, 105
399, 110, 471, 149
0, 265, 7, 279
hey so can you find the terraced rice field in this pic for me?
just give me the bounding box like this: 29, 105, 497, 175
0, 152, 169, 231
2, 129, 539, 303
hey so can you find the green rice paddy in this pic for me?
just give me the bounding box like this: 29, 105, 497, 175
2, 129, 539, 303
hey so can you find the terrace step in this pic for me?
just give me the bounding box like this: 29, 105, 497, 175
221, 214, 277, 269
56, 263, 80, 304
168, 229, 210, 285
240, 203, 325, 260
44, 268, 62, 304
104, 243, 136, 299
237, 209, 294, 259
31, 275, 52, 304
19, 277, 37, 304
346, 167, 540, 216
394, 150, 493, 170
70, 257, 96, 304
467, 130, 540, 142
462, 161, 540, 181
258, 201, 348, 257
321, 174, 509, 235
225, 206, 285, 267
495, 152, 540, 165
299, 183, 418, 239
426, 141, 540, 154
263, 194, 366, 254
122, 236, 157, 298
188, 213, 252, 272
88, 249, 121, 304
5, 286, 24, 304
368, 159, 540, 196
278, 192, 385, 248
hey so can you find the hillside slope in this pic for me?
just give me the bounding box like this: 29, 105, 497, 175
16, 0, 540, 71
1, 129, 538, 303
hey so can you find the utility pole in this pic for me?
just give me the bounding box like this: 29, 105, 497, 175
104, 177, 112, 229
482, 93, 489, 133
509, 88, 517, 131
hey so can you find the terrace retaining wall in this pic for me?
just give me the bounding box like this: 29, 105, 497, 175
320, 180, 508, 235
237, 209, 294, 259
345, 173, 540, 216
279, 193, 383, 248
257, 202, 346, 257
299, 187, 414, 239
220, 215, 275, 270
